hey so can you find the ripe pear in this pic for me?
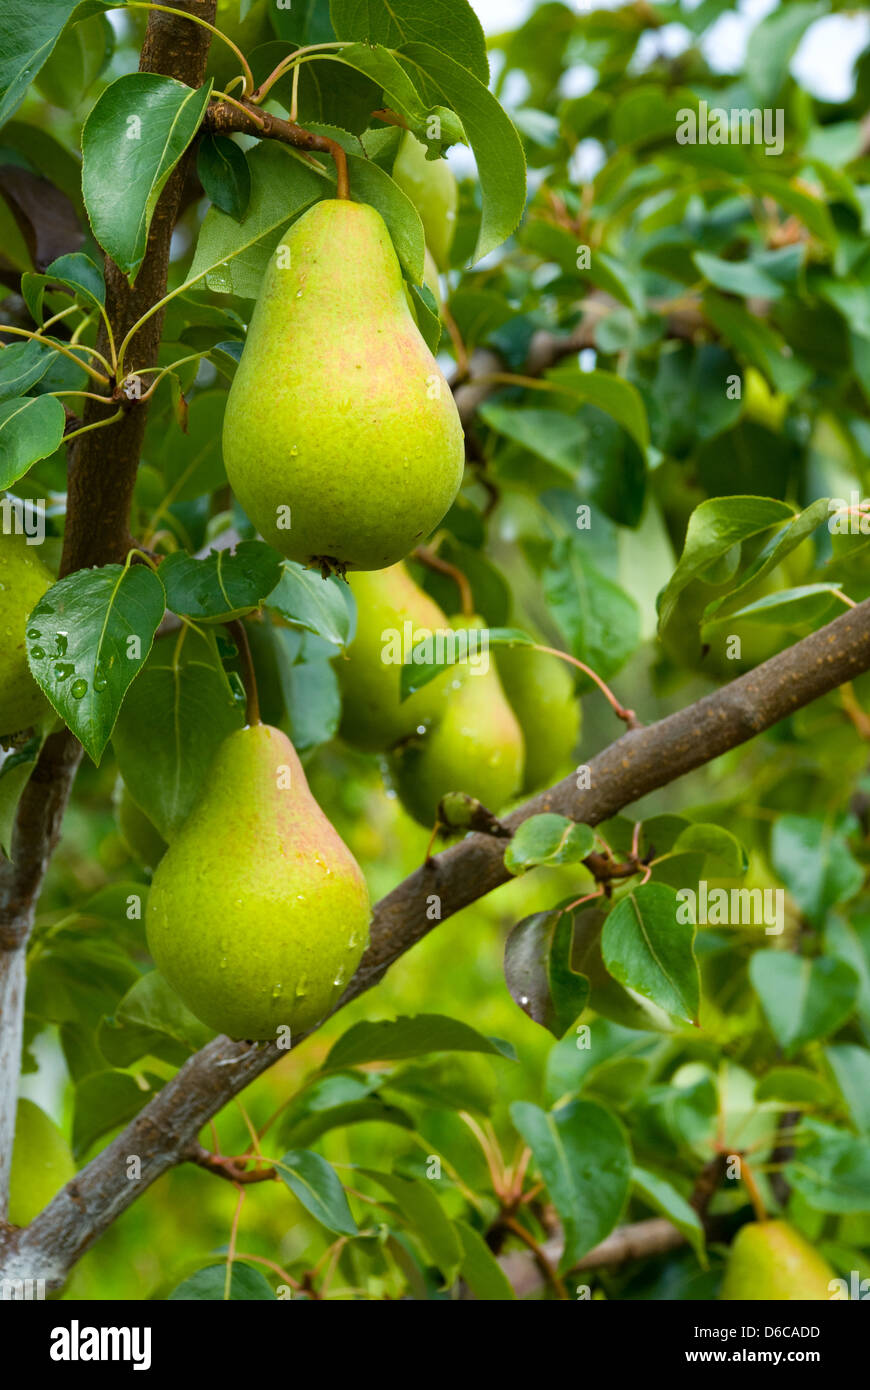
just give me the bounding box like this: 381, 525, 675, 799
389, 619, 525, 826
8, 1099, 75, 1226
0, 530, 53, 737
392, 132, 459, 271
222, 198, 464, 573
145, 723, 370, 1041
338, 562, 455, 751
497, 642, 580, 792
719, 1220, 836, 1300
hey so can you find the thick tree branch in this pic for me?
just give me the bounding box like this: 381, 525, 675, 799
3, 598, 870, 1286
204, 99, 349, 197
0, 0, 217, 1218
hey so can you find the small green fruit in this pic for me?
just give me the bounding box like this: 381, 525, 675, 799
497, 643, 580, 792
223, 199, 464, 572
8, 1099, 75, 1226
146, 723, 371, 1041
338, 562, 454, 751
392, 132, 458, 271
0, 530, 53, 737
743, 367, 787, 432
719, 1220, 836, 1301
389, 618, 525, 826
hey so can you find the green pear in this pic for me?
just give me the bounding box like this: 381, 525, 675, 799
719, 1220, 836, 1300
392, 132, 458, 271
497, 642, 580, 792
146, 723, 370, 1041
744, 367, 787, 432
0, 530, 53, 737
116, 781, 167, 871
222, 199, 464, 573
338, 562, 455, 751
8, 1099, 75, 1226
389, 619, 525, 826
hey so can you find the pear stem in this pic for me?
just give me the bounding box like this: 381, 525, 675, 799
204, 99, 350, 199
411, 545, 474, 617
228, 620, 261, 727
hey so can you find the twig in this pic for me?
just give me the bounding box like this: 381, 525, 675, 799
5, 599, 870, 1286
228, 620, 260, 726
204, 98, 350, 200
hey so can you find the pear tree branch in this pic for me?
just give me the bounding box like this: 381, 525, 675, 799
2, 598, 870, 1287
0, 0, 218, 1220
203, 99, 350, 199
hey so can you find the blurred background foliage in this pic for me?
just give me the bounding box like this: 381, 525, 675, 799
4, 0, 870, 1300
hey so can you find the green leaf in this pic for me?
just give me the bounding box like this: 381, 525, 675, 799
544, 366, 650, 456
745, 2, 827, 104
0, 395, 66, 488
455, 1218, 515, 1299
267, 561, 354, 650
503, 908, 590, 1038
543, 538, 640, 686
0, 341, 55, 402
703, 293, 814, 396
109, 970, 215, 1057
399, 44, 525, 262
771, 815, 864, 926
750, 953, 859, 1057
0, 0, 110, 125
155, 389, 228, 503
398, 628, 532, 699
281, 1075, 414, 1149
21, 252, 105, 325
786, 1119, 870, 1214
361, 1169, 462, 1278
825, 1045, 870, 1133
276, 1149, 358, 1235
602, 883, 700, 1025
334, 42, 429, 132
632, 1166, 706, 1266
510, 1098, 631, 1271
505, 814, 595, 874
72, 1069, 159, 1158
111, 627, 243, 840
755, 1067, 831, 1107
160, 542, 282, 624
331, 0, 489, 86
169, 1264, 276, 1300
672, 823, 746, 880
188, 141, 325, 298
32, 10, 113, 110
693, 250, 785, 300
323, 1014, 516, 1070
196, 133, 251, 222
478, 403, 586, 479
657, 496, 793, 633
26, 564, 166, 764
82, 74, 213, 281
0, 733, 44, 859
278, 632, 342, 753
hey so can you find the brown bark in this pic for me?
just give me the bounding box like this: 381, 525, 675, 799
2, 599, 870, 1284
